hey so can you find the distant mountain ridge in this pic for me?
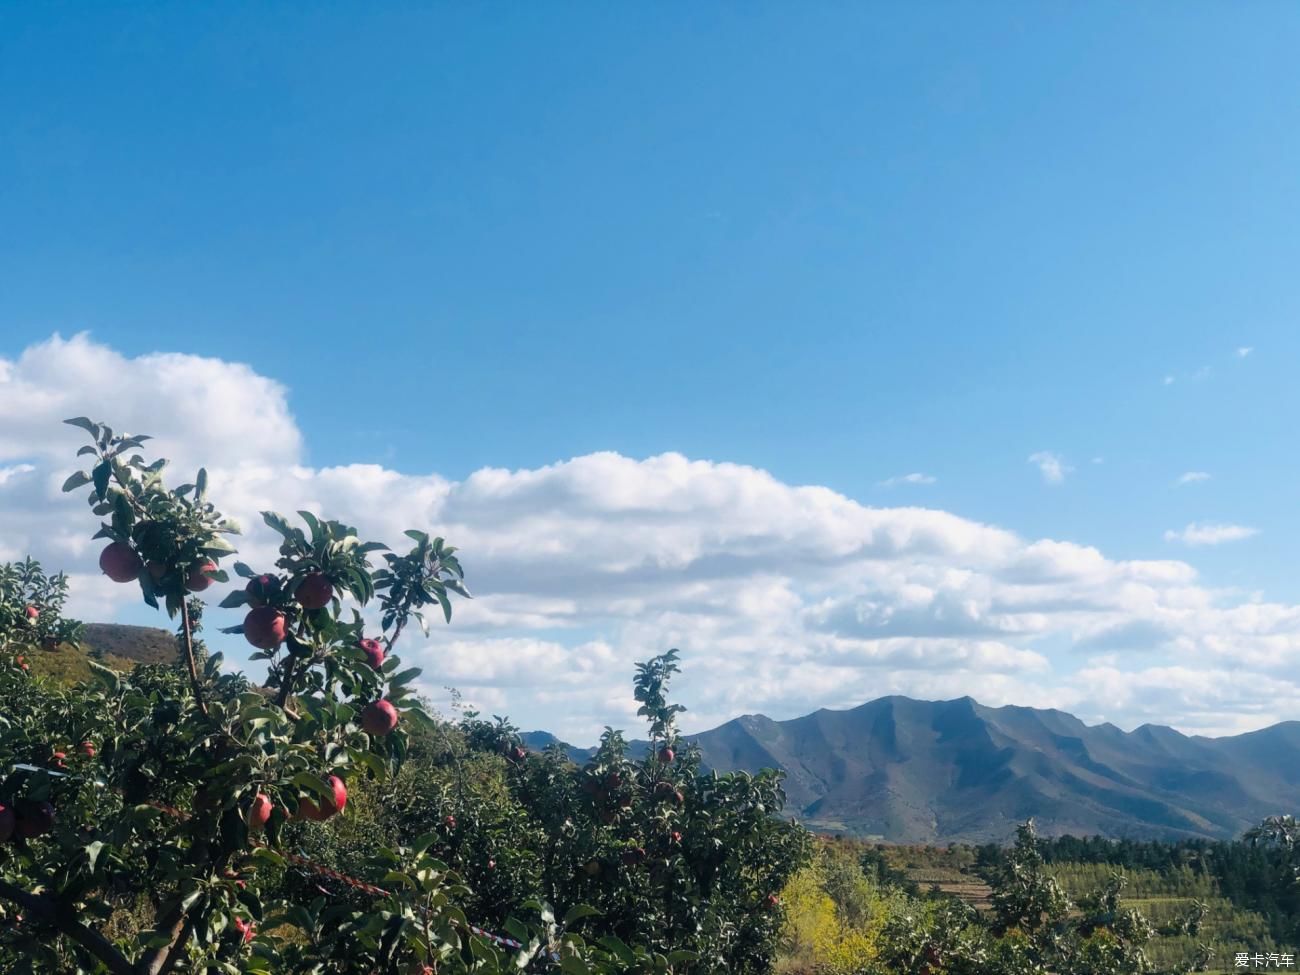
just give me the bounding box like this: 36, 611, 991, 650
525, 696, 1300, 844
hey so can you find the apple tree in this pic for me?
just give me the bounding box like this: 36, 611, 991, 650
0, 419, 687, 973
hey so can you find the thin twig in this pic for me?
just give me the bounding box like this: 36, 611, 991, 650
275, 655, 299, 710
178, 600, 209, 718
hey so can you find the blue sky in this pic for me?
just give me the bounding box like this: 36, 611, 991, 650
3, 4, 1300, 739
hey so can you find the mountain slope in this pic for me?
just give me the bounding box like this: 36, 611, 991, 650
529, 696, 1300, 844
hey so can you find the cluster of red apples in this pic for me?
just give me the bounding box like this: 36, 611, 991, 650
98, 545, 400, 825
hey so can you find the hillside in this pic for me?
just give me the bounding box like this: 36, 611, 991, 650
22, 622, 178, 683
529, 695, 1300, 844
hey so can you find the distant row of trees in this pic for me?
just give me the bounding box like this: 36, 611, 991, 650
972, 830, 1300, 951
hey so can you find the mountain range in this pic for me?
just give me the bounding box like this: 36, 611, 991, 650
56, 627, 1300, 845
525, 696, 1300, 844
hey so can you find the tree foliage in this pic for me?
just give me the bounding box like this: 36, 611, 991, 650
0, 418, 808, 974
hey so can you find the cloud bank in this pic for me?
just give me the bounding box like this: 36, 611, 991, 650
0, 334, 1288, 742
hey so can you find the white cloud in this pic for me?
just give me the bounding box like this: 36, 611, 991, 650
878, 472, 937, 487
4, 334, 1300, 743
1177, 471, 1211, 485
1237, 346, 1254, 358
1027, 451, 1071, 485
1164, 522, 1258, 546
1163, 375, 1175, 386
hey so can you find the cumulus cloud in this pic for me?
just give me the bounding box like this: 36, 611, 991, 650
1237, 346, 1254, 358
3, 334, 1300, 743
878, 473, 937, 487
1164, 523, 1258, 546
1177, 471, 1211, 485
1027, 451, 1071, 485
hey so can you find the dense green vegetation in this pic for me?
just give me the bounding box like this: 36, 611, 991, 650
773, 830, 1300, 974
972, 833, 1300, 951
0, 418, 808, 973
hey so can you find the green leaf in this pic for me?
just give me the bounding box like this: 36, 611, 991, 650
112, 491, 133, 534
87, 660, 121, 692
61, 470, 92, 492
389, 667, 421, 688
410, 831, 439, 856
596, 936, 636, 963
290, 772, 333, 800
434, 587, 453, 624
250, 847, 286, 869
92, 460, 111, 501
562, 904, 602, 927
178, 886, 206, 913
262, 511, 293, 539
219, 589, 250, 609
84, 840, 105, 874
298, 510, 322, 541
195, 467, 208, 499
64, 416, 100, 437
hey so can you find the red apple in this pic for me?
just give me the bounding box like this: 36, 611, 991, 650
487, 858, 496, 870
15, 801, 54, 839
99, 542, 142, 583
670, 830, 682, 844
51, 751, 67, 769
247, 792, 272, 830
357, 637, 385, 669
621, 847, 646, 867
444, 814, 457, 829
658, 746, 675, 764
583, 859, 602, 877
510, 745, 527, 762
186, 560, 217, 592
0, 804, 14, 843
245, 574, 278, 608
361, 699, 399, 736
243, 606, 286, 650
297, 775, 347, 821
232, 917, 255, 944
78, 741, 95, 758
294, 572, 333, 610
23, 605, 38, 621
766, 894, 780, 908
